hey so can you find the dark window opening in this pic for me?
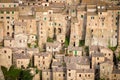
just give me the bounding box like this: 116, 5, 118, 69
12, 32, 14, 38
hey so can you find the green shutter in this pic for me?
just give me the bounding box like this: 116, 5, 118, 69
81, 15, 83, 18
6, 11, 10, 14
75, 50, 77, 55
14, 5, 16, 7
1, 11, 4, 14
44, 17, 46, 20
12, 11, 14, 14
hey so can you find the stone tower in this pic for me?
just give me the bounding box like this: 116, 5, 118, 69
116, 15, 120, 56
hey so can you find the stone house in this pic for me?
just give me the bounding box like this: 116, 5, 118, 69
68, 46, 83, 56
92, 52, 105, 69
46, 41, 62, 54
100, 59, 113, 80
13, 53, 30, 69
34, 52, 52, 70
0, 47, 12, 68
76, 69, 95, 80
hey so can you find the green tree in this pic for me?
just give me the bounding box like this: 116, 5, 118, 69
1, 66, 33, 80
19, 70, 33, 80
79, 40, 85, 47
1, 66, 21, 80
84, 46, 89, 56
65, 37, 69, 47
47, 37, 54, 42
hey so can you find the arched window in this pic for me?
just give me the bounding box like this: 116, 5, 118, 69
58, 28, 62, 33
7, 32, 10, 36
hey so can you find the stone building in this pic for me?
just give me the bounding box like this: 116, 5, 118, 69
35, 3, 67, 49
111, 69, 120, 80
4, 38, 15, 47
67, 46, 83, 56
92, 52, 105, 69
52, 67, 66, 80
46, 41, 62, 54
42, 69, 52, 80
100, 47, 113, 61
85, 5, 120, 47
100, 59, 113, 80
76, 69, 95, 80
34, 52, 52, 70
69, 5, 86, 47
0, 7, 19, 38
0, 47, 12, 68
14, 33, 28, 48
13, 53, 30, 69
0, 0, 19, 8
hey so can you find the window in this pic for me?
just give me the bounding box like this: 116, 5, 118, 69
1, 17, 4, 19
4, 50, 7, 53
8, 56, 10, 59
63, 74, 65, 77
22, 51, 24, 53
6, 11, 10, 14
103, 66, 104, 69
97, 57, 99, 60
54, 23, 57, 26
72, 10, 75, 12
44, 17, 46, 20
102, 35, 104, 38
114, 74, 116, 77
7, 32, 10, 36
19, 40, 22, 43
12, 11, 14, 14
69, 73, 71, 76
91, 17, 94, 19
22, 7, 24, 9
43, 61, 45, 64
59, 74, 61, 76
7, 26, 9, 30
81, 15, 83, 18
14, 5, 16, 7
91, 29, 93, 32
102, 23, 104, 26
79, 74, 81, 77
6, 17, 10, 19
118, 12, 120, 15
43, 56, 45, 59
1, 11, 4, 14
59, 24, 61, 26
88, 74, 90, 77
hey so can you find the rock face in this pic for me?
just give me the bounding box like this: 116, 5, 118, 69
0, 67, 5, 80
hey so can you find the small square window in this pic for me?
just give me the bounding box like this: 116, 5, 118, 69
44, 17, 46, 20
12, 11, 14, 14
79, 74, 81, 77
81, 15, 83, 18
14, 5, 16, 7
6, 11, 10, 14
1, 11, 4, 14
